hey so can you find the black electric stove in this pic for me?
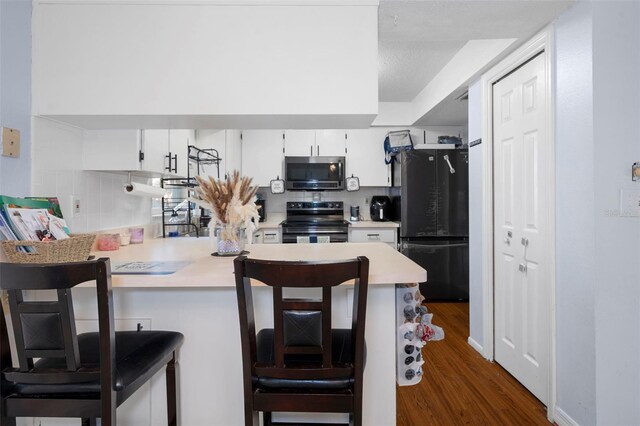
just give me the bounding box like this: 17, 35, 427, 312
281, 201, 349, 243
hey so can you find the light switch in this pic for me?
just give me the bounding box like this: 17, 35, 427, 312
1, 127, 20, 158
619, 189, 640, 217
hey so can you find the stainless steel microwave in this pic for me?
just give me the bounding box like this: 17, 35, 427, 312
284, 156, 345, 191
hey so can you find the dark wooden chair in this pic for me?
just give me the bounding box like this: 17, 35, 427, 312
0, 258, 184, 426
233, 255, 369, 426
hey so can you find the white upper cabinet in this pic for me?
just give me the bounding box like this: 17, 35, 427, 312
314, 130, 347, 157
283, 130, 316, 157
83, 129, 167, 175
83, 129, 143, 171
225, 130, 243, 178
241, 130, 284, 187
83, 129, 194, 177
168, 129, 193, 178
142, 129, 171, 175
345, 129, 390, 187
284, 130, 345, 157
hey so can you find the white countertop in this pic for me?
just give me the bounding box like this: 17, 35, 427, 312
90, 238, 425, 288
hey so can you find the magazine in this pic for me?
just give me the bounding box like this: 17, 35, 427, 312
5, 208, 70, 241
0, 210, 17, 240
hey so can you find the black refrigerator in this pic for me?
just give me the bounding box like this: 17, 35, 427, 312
392, 149, 469, 301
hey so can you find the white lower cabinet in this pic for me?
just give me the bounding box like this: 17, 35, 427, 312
250, 227, 281, 244
33, 319, 153, 426
261, 227, 282, 244
349, 227, 397, 249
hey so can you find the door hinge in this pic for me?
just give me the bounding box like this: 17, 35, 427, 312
139, 150, 144, 162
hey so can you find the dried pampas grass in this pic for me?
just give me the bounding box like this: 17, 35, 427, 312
195, 171, 259, 230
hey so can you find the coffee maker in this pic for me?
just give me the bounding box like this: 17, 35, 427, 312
350, 205, 360, 222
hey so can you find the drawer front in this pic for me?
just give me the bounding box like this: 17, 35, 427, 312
350, 228, 396, 243
262, 229, 281, 244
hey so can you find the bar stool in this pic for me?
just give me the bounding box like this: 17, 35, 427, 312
0, 258, 184, 426
234, 255, 369, 426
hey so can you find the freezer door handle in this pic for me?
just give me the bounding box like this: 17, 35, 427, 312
443, 154, 456, 174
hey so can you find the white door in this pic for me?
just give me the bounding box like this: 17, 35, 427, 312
493, 52, 549, 404
241, 130, 284, 187
315, 130, 346, 157
284, 130, 316, 157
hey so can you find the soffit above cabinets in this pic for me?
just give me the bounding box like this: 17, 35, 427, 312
33, 2, 378, 129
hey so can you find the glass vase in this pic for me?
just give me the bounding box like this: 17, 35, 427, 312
213, 225, 246, 256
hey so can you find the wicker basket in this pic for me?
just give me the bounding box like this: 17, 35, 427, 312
0, 233, 96, 264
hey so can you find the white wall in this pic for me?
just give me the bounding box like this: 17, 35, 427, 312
554, 2, 598, 422
467, 80, 484, 348
32, 118, 153, 233
32, 2, 378, 128
591, 1, 640, 424
0, 0, 31, 197
468, 2, 640, 424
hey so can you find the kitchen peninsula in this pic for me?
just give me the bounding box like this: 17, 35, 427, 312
66, 239, 426, 426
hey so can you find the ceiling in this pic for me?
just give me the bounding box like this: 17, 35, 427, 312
378, 0, 574, 122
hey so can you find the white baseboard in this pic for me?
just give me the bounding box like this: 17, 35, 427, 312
554, 407, 579, 426
467, 336, 484, 355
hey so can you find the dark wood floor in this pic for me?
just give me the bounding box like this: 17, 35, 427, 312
397, 302, 550, 426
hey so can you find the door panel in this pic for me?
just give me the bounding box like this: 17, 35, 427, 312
493, 51, 548, 404
241, 130, 284, 187
400, 150, 437, 237
436, 150, 469, 236
400, 239, 469, 301
284, 130, 315, 157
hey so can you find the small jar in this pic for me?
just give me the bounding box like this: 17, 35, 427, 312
97, 234, 121, 251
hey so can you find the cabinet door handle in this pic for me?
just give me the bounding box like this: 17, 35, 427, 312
317, 145, 319, 156
165, 152, 173, 172
310, 145, 313, 156
172, 154, 178, 173
367, 233, 380, 240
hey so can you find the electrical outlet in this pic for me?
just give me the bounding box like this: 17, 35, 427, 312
365, 197, 370, 206
74, 197, 81, 215
619, 189, 640, 217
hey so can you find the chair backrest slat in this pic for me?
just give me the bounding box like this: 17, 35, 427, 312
234, 256, 369, 384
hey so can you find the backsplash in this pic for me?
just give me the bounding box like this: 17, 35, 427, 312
31, 117, 153, 233
258, 187, 391, 219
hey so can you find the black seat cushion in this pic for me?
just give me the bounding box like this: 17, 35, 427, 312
10, 330, 183, 396
254, 328, 365, 390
